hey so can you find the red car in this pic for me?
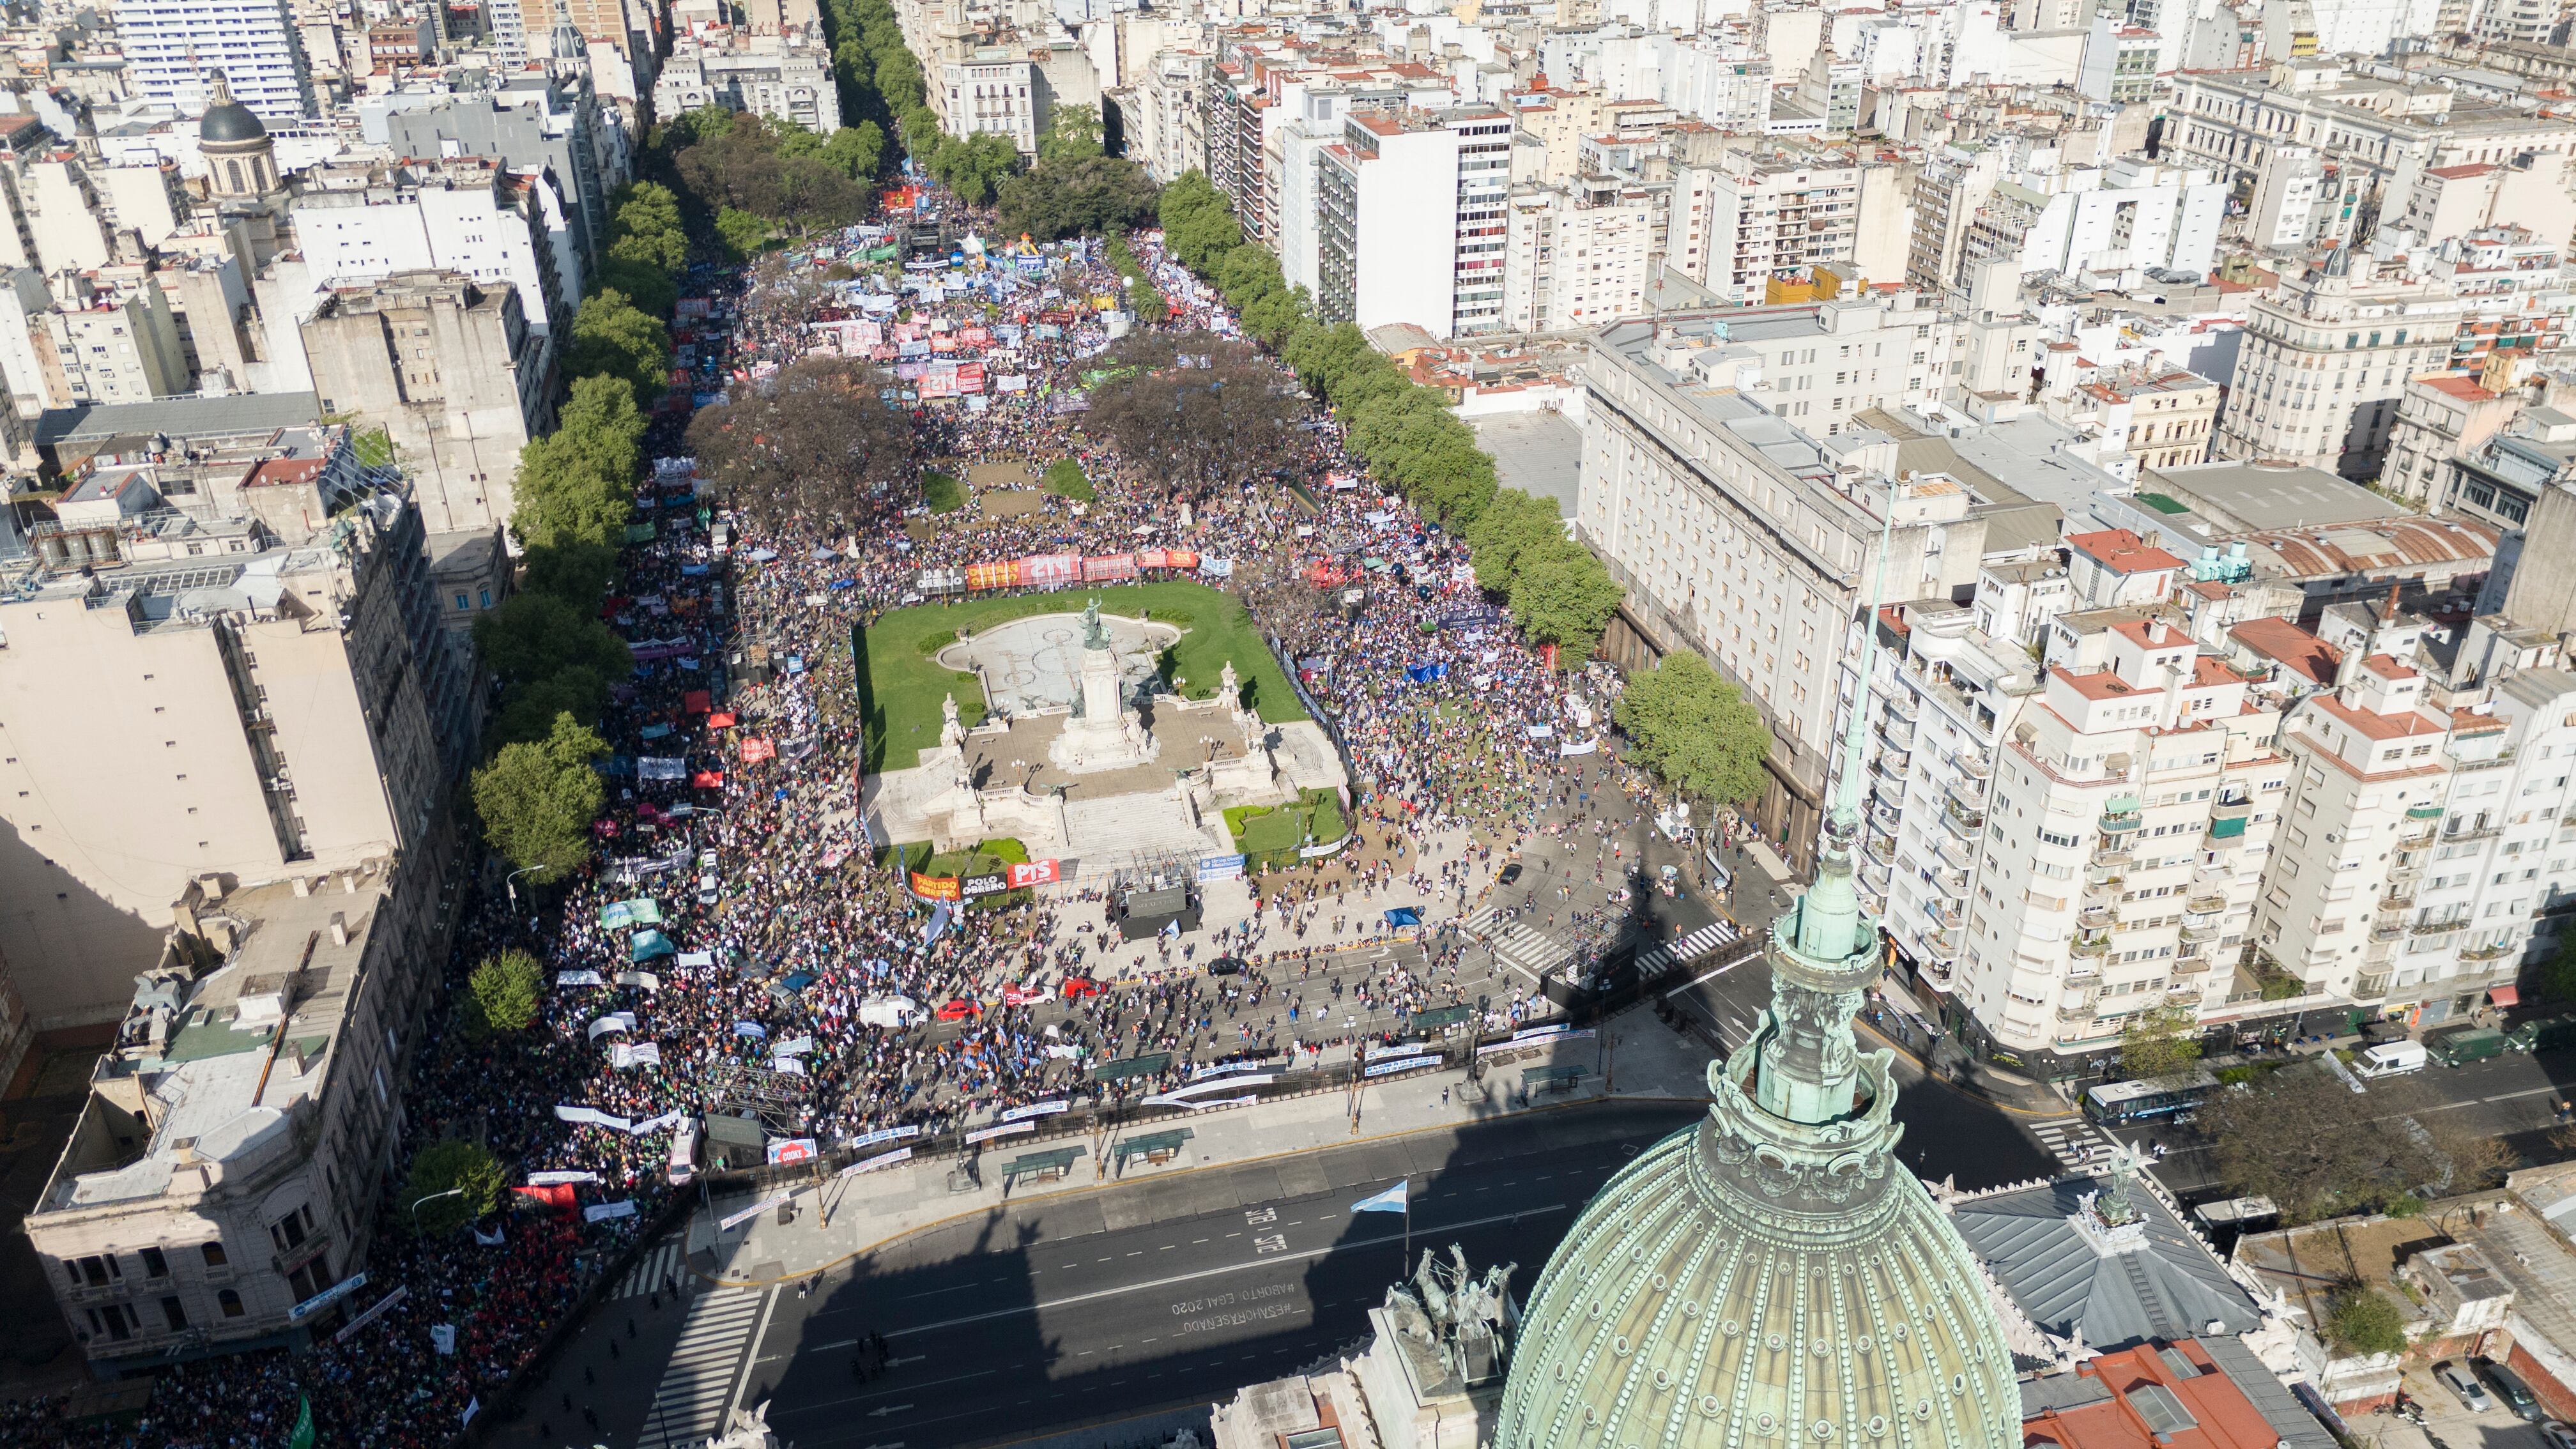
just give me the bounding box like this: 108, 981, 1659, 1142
1060, 977, 1102, 1000
936, 999, 982, 1022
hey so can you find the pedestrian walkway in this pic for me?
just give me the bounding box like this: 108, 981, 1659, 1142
2030, 1116, 2117, 1171
614, 1238, 688, 1301
1456, 903, 1571, 985
634, 1286, 770, 1449
1630, 919, 1740, 976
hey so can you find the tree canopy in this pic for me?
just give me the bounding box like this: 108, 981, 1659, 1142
470, 712, 608, 882
2201, 1062, 2520, 1222
565, 290, 673, 406
1613, 649, 1772, 804
2117, 1005, 2205, 1082
466, 949, 544, 1034
686, 355, 921, 529
997, 155, 1159, 242
403, 1139, 503, 1236
672, 112, 870, 236
1081, 332, 1301, 490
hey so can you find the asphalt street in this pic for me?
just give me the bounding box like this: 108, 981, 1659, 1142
2121, 1045, 2576, 1199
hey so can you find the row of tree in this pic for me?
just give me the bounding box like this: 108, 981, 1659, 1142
666, 107, 881, 255
464, 177, 694, 884
1154, 171, 1627, 658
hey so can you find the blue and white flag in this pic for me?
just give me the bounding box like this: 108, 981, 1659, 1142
1351, 1181, 1409, 1215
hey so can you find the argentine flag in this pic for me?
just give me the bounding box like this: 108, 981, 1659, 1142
1351, 1181, 1409, 1215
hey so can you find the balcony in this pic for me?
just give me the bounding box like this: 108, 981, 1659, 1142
2172, 954, 2213, 976
2462, 941, 2517, 962
1871, 772, 1905, 811
2179, 921, 2220, 944
1942, 799, 1986, 838
1863, 835, 1896, 870
2078, 905, 2116, 931
2412, 917, 2467, 937
1873, 746, 1913, 778
2455, 747, 2518, 772
1933, 864, 1968, 897
2100, 809, 2144, 836
2073, 931, 2112, 959
2210, 794, 2253, 822
2207, 815, 2249, 846
2444, 824, 2503, 845
1955, 750, 1993, 781
1885, 692, 1919, 723
1935, 832, 1977, 871
1881, 715, 1916, 749
2185, 893, 2228, 916
2378, 886, 2416, 912
1926, 899, 1965, 931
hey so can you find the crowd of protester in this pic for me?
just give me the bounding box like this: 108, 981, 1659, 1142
9, 192, 1665, 1448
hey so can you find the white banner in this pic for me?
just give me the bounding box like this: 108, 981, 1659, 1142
769, 1055, 806, 1075
844, 1124, 921, 1151
1175, 1095, 1257, 1110
772, 1034, 816, 1057
587, 1012, 638, 1041
332, 1285, 408, 1345
1363, 1053, 1441, 1078
525, 1170, 599, 1187
627, 1110, 687, 1137
1558, 739, 1598, 757
719, 1194, 790, 1231
614, 971, 663, 991
584, 1200, 639, 1223
964, 1121, 1037, 1146
1000, 1100, 1070, 1123
675, 951, 715, 969
430, 1323, 457, 1355
1144, 1075, 1276, 1105
838, 1146, 913, 1177
553, 1105, 636, 1133
288, 1271, 368, 1324
1300, 836, 1351, 859
1188, 1059, 1273, 1082
555, 970, 606, 988
611, 1041, 663, 1070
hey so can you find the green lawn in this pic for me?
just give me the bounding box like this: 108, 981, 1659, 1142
856, 581, 1307, 773
1223, 789, 1348, 868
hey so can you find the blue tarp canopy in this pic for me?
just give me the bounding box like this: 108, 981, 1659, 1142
630, 928, 677, 961
1383, 908, 1422, 927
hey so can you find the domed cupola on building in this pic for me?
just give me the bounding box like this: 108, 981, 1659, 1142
199, 71, 278, 203
1494, 502, 2023, 1449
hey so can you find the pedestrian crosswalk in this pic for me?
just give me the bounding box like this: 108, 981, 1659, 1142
2032, 1117, 2119, 1172
1457, 905, 1572, 985
613, 1239, 687, 1301
1631, 919, 1742, 976
635, 1285, 768, 1449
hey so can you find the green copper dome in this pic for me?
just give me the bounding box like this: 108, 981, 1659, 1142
1494, 500, 2021, 1449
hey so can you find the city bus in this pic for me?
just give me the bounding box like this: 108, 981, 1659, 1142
2082, 1069, 2221, 1126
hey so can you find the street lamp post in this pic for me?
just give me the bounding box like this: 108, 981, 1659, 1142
408, 1186, 466, 1232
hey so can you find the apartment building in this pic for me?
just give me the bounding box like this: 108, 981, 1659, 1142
1498, 179, 1657, 332
2251, 621, 2457, 1012
33, 275, 193, 409
2380, 353, 2549, 507
114, 4, 316, 126
2051, 365, 2221, 475
1131, 49, 1208, 184
380, 76, 631, 270
1664, 138, 1865, 305
1946, 603, 2285, 1071
2165, 63, 2576, 250
1961, 158, 2225, 285
1315, 105, 1512, 339
940, 50, 1041, 155
27, 857, 443, 1363
654, 27, 841, 137
294, 158, 578, 347
1579, 313, 1996, 862
2214, 250, 2465, 480
298, 272, 553, 534
0, 481, 452, 1032
1839, 597, 2045, 996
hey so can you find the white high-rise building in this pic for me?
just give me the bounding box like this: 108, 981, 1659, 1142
1315, 104, 1513, 339
1500, 180, 1658, 334
114, 0, 315, 125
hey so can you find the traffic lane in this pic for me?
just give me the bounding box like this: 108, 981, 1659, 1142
2125, 1061, 2575, 1196
762, 1185, 1590, 1448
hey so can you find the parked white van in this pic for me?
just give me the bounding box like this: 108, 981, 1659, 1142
668, 1117, 701, 1185
2358, 1040, 2429, 1078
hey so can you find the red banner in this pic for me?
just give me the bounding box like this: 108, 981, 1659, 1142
684, 691, 712, 714
1008, 859, 1061, 887
966, 560, 1017, 591
739, 739, 777, 763
911, 873, 963, 901
691, 770, 725, 788
707, 712, 737, 728
956, 362, 986, 393
1022, 554, 1083, 587
1082, 554, 1137, 583
512, 1184, 578, 1215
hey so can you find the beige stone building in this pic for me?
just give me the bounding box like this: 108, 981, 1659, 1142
297, 272, 552, 535
0, 482, 455, 1031
2215, 250, 2466, 480
26, 856, 443, 1363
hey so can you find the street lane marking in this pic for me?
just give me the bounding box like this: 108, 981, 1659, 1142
768, 1370, 997, 1416
882, 1204, 1569, 1338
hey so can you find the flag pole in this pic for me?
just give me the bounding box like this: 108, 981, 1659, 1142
1402, 1176, 1411, 1275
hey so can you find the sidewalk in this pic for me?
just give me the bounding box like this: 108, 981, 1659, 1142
682, 1006, 1719, 1287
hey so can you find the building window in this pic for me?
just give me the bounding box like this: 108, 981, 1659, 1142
200, 1241, 227, 1269
218, 1289, 244, 1319
141, 1246, 167, 1278
160, 1296, 188, 1331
